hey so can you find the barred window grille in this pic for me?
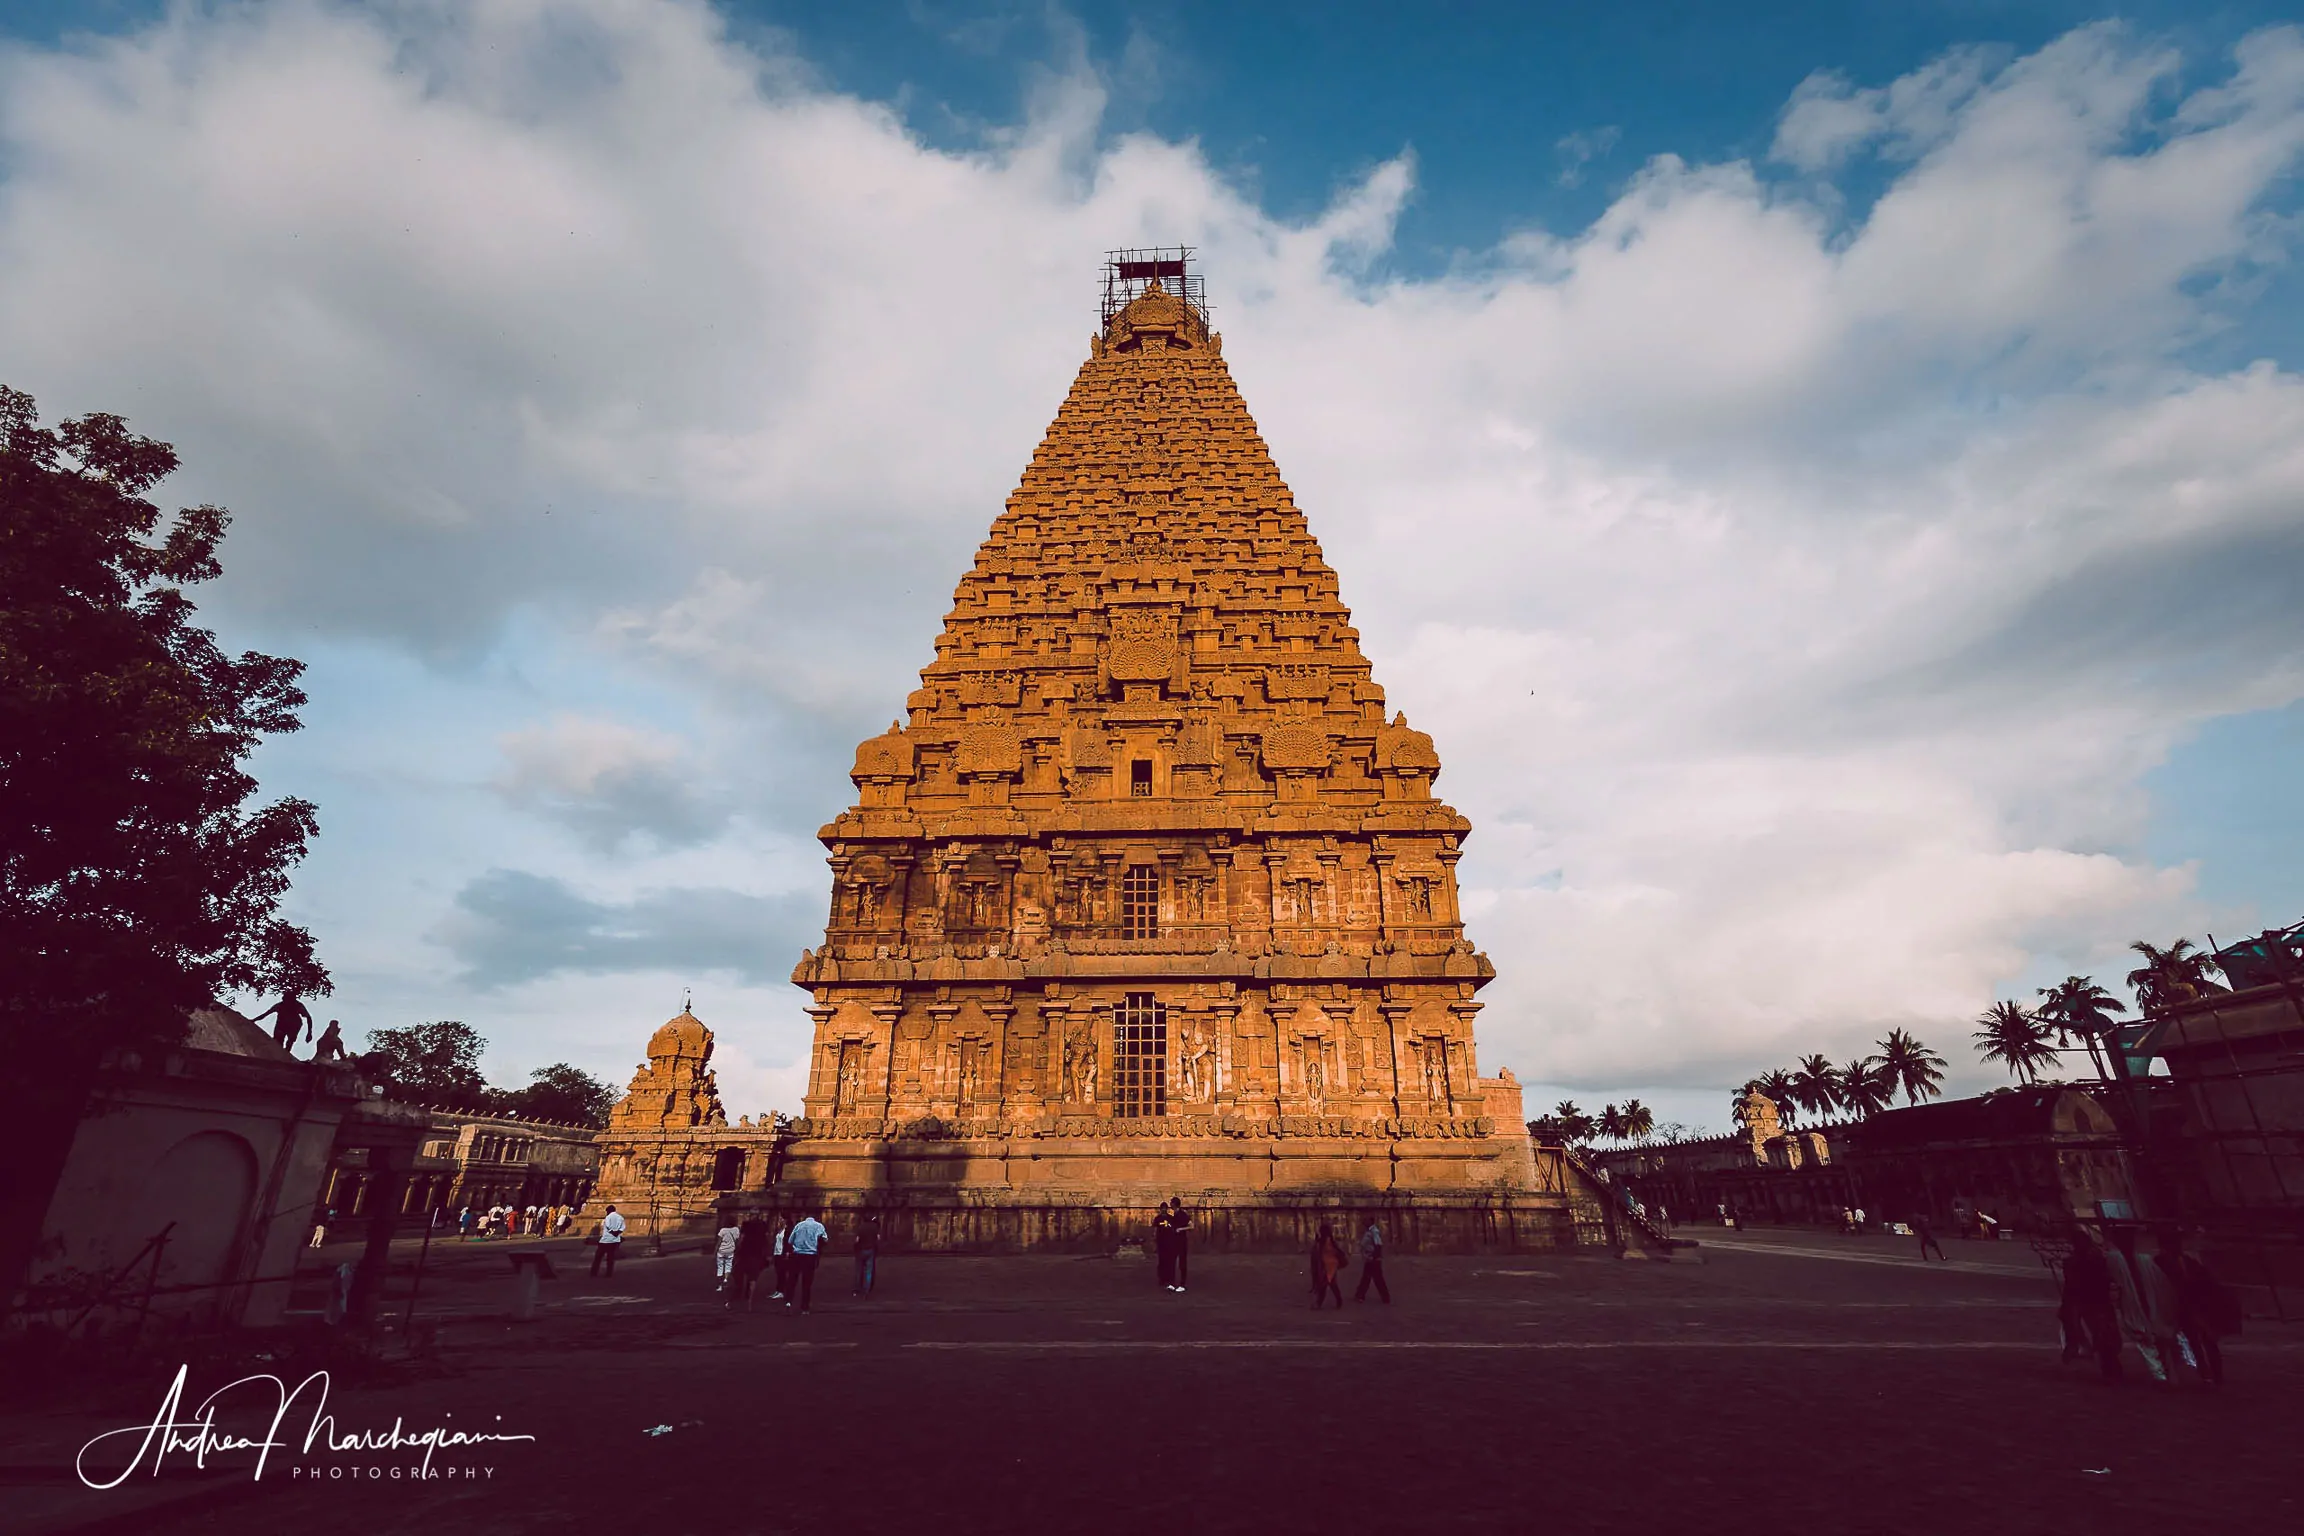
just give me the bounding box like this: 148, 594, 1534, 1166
1113, 991, 1167, 1118
1122, 865, 1160, 940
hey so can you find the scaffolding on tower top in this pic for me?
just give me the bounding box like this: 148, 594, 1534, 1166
1102, 246, 1208, 328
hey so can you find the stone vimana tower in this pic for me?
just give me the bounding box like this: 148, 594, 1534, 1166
776, 251, 1572, 1250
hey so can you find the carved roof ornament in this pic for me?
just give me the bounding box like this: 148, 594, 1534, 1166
1104, 610, 1180, 683
851, 722, 916, 783
1377, 713, 1442, 775
956, 723, 1023, 777
1103, 279, 1212, 354
1260, 723, 1331, 772
646, 1007, 711, 1062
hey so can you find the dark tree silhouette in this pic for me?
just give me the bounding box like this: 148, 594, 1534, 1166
2035, 975, 2128, 1079
1876, 1029, 1947, 1105
497, 1063, 616, 1127
2126, 939, 2220, 1018
1839, 1056, 1894, 1117
1756, 1068, 1799, 1125
1974, 1000, 2060, 1084
0, 387, 327, 1293
1790, 1054, 1842, 1119
356, 1021, 492, 1109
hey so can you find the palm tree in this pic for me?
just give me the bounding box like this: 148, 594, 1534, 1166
1973, 999, 2060, 1084
1619, 1099, 1655, 1141
1839, 1056, 1894, 1117
2126, 939, 2219, 1018
1730, 1078, 1762, 1128
2034, 976, 2128, 1079
1756, 1068, 1799, 1125
1789, 1053, 1842, 1120
1876, 1029, 1946, 1105
1598, 1103, 1627, 1142
1552, 1100, 1597, 1143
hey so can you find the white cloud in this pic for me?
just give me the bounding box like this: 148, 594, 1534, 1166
494, 712, 726, 849
1554, 125, 1621, 188
6, 3, 2303, 1116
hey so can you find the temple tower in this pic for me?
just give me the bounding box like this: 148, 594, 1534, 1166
776, 251, 1566, 1250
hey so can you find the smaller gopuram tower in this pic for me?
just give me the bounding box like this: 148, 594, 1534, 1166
590, 1007, 753, 1235
759, 251, 1577, 1252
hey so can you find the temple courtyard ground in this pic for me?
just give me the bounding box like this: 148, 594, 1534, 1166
12, 1226, 2298, 1535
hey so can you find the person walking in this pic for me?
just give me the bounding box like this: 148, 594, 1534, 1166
1353, 1217, 1391, 1303
769, 1213, 791, 1301
590, 1205, 626, 1277
2106, 1225, 2180, 1382
557, 1207, 574, 1236
2058, 1227, 2124, 1379
1913, 1214, 1945, 1262
1310, 1221, 1348, 1309
2156, 1230, 2236, 1387
786, 1208, 828, 1312
457, 1204, 473, 1238
1153, 1203, 1177, 1291
732, 1211, 772, 1310
714, 1214, 741, 1292
251, 991, 314, 1052
1168, 1199, 1192, 1292
852, 1210, 882, 1298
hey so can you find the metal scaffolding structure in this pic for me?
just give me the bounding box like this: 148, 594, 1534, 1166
1102, 247, 1208, 329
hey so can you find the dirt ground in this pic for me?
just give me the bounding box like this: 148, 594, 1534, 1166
11, 1226, 2296, 1536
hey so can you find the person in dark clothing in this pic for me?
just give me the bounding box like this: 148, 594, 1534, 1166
1310, 1222, 1348, 1309
1153, 1204, 1177, 1290
731, 1212, 771, 1309
853, 1211, 882, 1298
2059, 1228, 2123, 1380
1353, 1218, 1391, 1303
1168, 1198, 1192, 1292
252, 991, 313, 1051
2156, 1230, 2234, 1386
1914, 1215, 1946, 1261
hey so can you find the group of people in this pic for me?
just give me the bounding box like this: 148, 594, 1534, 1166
1309, 1219, 1389, 1307
455, 1202, 575, 1240
1148, 1205, 1392, 1308
2057, 1225, 2238, 1386
248, 991, 347, 1061
1153, 1198, 1192, 1290
710, 1207, 877, 1312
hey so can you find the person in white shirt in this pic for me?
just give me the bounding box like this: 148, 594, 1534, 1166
786, 1209, 828, 1312
714, 1217, 741, 1291
769, 1215, 790, 1300
590, 1205, 627, 1277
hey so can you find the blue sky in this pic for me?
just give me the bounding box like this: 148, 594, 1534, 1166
3, 0, 2300, 1135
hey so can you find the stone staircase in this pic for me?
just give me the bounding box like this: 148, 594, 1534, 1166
1560, 1145, 1678, 1258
